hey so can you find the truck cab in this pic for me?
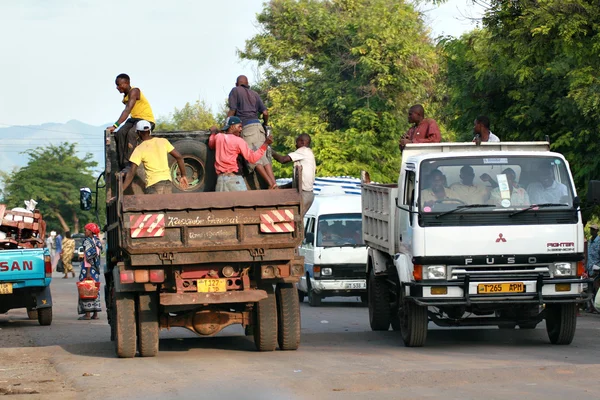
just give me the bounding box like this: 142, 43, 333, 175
298, 191, 367, 306
363, 142, 589, 346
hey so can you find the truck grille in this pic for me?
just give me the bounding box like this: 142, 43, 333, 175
320, 264, 366, 280
449, 265, 551, 280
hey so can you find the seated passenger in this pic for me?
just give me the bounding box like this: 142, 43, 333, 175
421, 170, 460, 207
526, 165, 569, 204
488, 168, 530, 207
450, 165, 490, 204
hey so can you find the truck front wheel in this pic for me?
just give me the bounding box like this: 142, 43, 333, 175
276, 283, 301, 351
137, 292, 159, 357
254, 285, 278, 351
400, 301, 428, 347
545, 304, 577, 345
37, 307, 52, 326
115, 292, 137, 358
368, 269, 391, 331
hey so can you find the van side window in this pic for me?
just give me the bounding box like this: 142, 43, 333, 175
404, 171, 415, 207
304, 217, 315, 244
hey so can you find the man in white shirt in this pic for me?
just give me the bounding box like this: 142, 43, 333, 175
473, 116, 500, 143
527, 165, 569, 204
272, 133, 316, 214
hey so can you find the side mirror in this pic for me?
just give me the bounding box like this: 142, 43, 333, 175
80, 187, 92, 211
305, 232, 314, 245
587, 181, 600, 204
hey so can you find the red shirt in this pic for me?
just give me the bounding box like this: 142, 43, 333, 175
405, 118, 441, 143
208, 133, 267, 174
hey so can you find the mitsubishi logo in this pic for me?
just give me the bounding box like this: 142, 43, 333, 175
496, 233, 506, 243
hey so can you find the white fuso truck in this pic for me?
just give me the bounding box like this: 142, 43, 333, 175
362, 142, 590, 347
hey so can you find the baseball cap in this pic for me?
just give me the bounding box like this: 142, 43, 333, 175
221, 116, 242, 131
136, 120, 152, 132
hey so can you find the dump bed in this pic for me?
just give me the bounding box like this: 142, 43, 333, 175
361, 183, 398, 255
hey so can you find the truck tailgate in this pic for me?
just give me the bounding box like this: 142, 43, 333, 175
362, 183, 398, 254
0, 248, 48, 286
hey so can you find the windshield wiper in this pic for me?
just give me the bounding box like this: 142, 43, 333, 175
509, 203, 568, 217
435, 204, 496, 218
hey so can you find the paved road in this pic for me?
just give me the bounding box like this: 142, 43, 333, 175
1, 269, 599, 399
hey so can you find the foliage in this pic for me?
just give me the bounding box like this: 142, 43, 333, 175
241, 0, 444, 182
155, 100, 217, 132
440, 0, 600, 204
0, 143, 103, 233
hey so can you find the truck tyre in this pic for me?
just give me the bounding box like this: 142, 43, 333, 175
254, 285, 278, 352
308, 289, 321, 307
400, 302, 428, 347
276, 283, 301, 351
27, 309, 38, 320
37, 307, 52, 326
298, 289, 305, 303
115, 292, 137, 358
368, 269, 391, 331
137, 292, 159, 357
545, 304, 577, 345
168, 140, 211, 193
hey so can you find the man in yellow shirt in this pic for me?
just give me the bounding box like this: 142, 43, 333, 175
122, 121, 189, 194
106, 73, 156, 171
450, 165, 490, 204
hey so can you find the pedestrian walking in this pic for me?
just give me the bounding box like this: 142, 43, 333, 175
61, 231, 76, 279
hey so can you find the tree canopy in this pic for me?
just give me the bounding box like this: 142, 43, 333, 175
155, 100, 218, 132
0, 143, 103, 233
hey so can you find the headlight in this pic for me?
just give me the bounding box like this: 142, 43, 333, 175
552, 262, 574, 277
424, 265, 446, 280
321, 268, 332, 276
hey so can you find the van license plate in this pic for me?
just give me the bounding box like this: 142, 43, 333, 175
0, 283, 13, 295
477, 283, 524, 294
345, 282, 366, 289
197, 279, 226, 293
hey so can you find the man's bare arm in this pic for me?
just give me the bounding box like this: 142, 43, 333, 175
262, 109, 269, 125
271, 150, 291, 164
108, 88, 140, 132
122, 163, 138, 190
170, 149, 189, 189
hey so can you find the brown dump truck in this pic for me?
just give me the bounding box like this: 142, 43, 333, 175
86, 130, 304, 358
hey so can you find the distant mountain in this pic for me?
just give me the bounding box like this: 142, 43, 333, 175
0, 120, 108, 175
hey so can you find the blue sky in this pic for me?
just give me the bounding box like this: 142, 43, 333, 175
0, 0, 483, 127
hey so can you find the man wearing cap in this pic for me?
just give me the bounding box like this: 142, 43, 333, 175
227, 75, 277, 189
122, 120, 188, 194
106, 73, 156, 171
208, 116, 273, 192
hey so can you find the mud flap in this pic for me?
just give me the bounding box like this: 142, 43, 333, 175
35, 286, 52, 309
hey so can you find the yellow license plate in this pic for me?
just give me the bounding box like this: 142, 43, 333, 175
197, 279, 226, 293
0, 283, 13, 295
477, 282, 524, 294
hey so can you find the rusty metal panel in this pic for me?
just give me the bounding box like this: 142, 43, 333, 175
129, 247, 299, 266
160, 290, 267, 306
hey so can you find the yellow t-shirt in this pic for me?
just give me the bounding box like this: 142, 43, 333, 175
129, 138, 174, 188
123, 87, 155, 123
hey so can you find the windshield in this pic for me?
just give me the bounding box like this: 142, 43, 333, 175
316, 213, 364, 247
418, 156, 574, 213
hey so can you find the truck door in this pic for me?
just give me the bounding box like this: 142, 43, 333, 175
398, 169, 416, 249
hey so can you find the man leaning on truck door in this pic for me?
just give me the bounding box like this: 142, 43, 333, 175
106, 73, 156, 171
399, 104, 441, 151
121, 120, 189, 194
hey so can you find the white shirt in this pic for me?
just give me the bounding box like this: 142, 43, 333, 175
288, 146, 315, 192
487, 132, 500, 142
527, 180, 569, 204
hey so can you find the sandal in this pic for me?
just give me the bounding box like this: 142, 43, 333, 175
78, 316, 91, 320
91, 315, 99, 320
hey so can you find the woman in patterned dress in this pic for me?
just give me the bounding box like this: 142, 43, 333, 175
61, 231, 76, 278
78, 223, 102, 320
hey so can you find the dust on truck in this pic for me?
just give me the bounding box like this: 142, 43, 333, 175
95, 129, 305, 358
362, 142, 590, 347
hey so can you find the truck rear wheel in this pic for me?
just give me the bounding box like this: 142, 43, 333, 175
276, 283, 301, 351
37, 307, 52, 326
368, 269, 391, 331
254, 285, 278, 352
137, 292, 159, 357
400, 302, 428, 347
545, 304, 577, 345
115, 292, 137, 358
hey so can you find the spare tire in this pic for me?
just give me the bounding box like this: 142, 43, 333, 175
168, 139, 214, 193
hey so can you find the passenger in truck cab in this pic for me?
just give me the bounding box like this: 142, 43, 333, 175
526, 164, 569, 204
121, 120, 189, 194
487, 168, 530, 207
420, 170, 460, 207
450, 165, 491, 204
208, 116, 273, 192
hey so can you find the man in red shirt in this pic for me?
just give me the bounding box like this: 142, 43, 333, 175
399, 104, 441, 151
208, 116, 273, 192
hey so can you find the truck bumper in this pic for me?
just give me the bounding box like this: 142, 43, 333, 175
160, 290, 268, 306
303, 277, 366, 295
407, 276, 591, 306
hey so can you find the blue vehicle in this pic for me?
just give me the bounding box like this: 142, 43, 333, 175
0, 206, 53, 325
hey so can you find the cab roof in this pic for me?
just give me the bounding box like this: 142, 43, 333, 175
305, 194, 362, 217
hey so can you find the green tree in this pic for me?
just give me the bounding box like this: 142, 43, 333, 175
0, 143, 103, 233
155, 100, 218, 131
240, 0, 444, 182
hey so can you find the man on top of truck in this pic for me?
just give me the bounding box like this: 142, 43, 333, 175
208, 116, 273, 192
122, 120, 189, 194
399, 104, 441, 151
473, 115, 500, 143
106, 73, 156, 171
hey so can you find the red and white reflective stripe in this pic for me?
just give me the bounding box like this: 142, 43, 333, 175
260, 209, 295, 233
130, 213, 165, 238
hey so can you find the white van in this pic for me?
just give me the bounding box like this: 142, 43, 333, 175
298, 191, 368, 306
